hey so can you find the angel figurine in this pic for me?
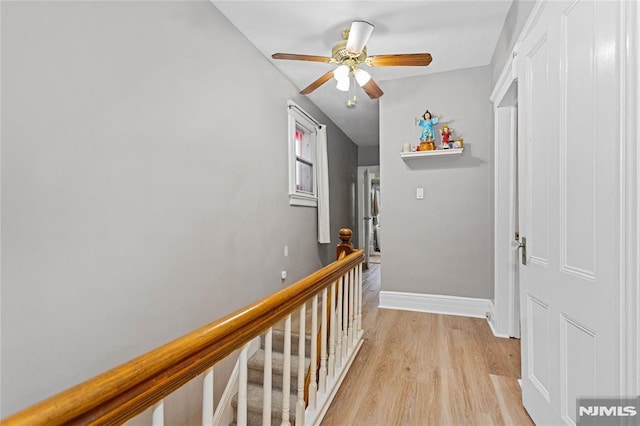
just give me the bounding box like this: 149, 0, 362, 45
415, 110, 441, 142
440, 124, 453, 148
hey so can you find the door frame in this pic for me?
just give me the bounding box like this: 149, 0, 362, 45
490, 53, 520, 338
357, 165, 379, 266
490, 0, 639, 399
621, 0, 640, 398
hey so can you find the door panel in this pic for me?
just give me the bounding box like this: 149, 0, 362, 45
517, 1, 623, 424
560, 314, 596, 422
527, 31, 551, 267
527, 294, 551, 402
562, 0, 596, 279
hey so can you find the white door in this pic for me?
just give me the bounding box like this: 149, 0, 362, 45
517, 1, 624, 424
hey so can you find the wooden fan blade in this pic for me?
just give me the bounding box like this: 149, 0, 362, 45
300, 71, 335, 95
361, 77, 384, 99
272, 53, 332, 63
368, 53, 433, 67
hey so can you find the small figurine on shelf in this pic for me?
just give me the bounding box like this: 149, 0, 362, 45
415, 110, 441, 142
440, 124, 453, 149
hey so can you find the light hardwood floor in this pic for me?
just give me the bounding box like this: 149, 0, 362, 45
321, 264, 534, 426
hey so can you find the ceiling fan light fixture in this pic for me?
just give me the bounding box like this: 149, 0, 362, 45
345, 21, 374, 55
354, 68, 371, 86
333, 64, 350, 81
336, 77, 350, 92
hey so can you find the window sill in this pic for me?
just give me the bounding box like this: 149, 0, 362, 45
289, 193, 318, 207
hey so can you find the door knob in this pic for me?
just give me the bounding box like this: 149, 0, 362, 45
513, 237, 527, 265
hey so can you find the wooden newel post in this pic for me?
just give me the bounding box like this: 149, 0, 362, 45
336, 228, 354, 259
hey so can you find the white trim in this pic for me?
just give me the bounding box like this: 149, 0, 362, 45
212, 337, 261, 426
307, 332, 364, 426
490, 2, 552, 342
287, 100, 320, 208
491, 1, 547, 103
635, 0, 640, 395
620, 0, 640, 398
212, 359, 238, 426
289, 193, 317, 207
487, 301, 511, 339
516, 1, 547, 48
316, 125, 330, 243
492, 103, 520, 338
379, 291, 492, 319
490, 53, 515, 103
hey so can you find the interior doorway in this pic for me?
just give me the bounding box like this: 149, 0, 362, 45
357, 166, 380, 268
492, 73, 520, 338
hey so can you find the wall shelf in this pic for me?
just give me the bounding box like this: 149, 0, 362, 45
400, 148, 464, 159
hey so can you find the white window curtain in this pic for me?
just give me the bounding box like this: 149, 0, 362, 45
316, 125, 330, 243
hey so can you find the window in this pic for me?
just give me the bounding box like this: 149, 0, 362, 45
294, 127, 314, 194
288, 101, 320, 207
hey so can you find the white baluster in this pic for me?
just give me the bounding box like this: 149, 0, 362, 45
336, 275, 343, 368
358, 263, 363, 333
352, 267, 358, 347
202, 367, 214, 426
281, 314, 292, 426
309, 295, 318, 409
296, 305, 306, 426
328, 281, 336, 379
238, 344, 249, 426
342, 272, 349, 360
319, 287, 328, 392
263, 328, 273, 426
152, 400, 164, 426
348, 268, 355, 349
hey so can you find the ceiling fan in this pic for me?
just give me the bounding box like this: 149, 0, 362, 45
272, 20, 432, 108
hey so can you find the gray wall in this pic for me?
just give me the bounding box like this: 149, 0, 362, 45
489, 0, 536, 87
1, 0, 357, 416
380, 66, 492, 299
358, 145, 380, 166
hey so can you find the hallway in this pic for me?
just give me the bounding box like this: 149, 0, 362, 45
321, 264, 533, 425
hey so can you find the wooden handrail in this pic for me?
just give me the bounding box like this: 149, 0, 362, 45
3, 239, 364, 426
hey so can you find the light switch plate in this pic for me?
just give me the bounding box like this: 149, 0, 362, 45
416, 188, 424, 199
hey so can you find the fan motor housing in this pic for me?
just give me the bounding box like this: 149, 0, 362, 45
331, 39, 367, 65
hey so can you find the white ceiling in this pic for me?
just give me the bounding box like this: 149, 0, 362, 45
213, 1, 513, 146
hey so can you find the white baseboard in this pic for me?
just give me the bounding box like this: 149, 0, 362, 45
379, 291, 492, 319
309, 332, 365, 426
487, 316, 511, 339
487, 300, 511, 339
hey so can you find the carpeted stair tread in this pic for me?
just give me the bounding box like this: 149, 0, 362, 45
231, 383, 297, 424
247, 349, 311, 392
263, 329, 313, 357
248, 349, 311, 376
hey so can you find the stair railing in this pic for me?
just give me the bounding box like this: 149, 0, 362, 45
2, 228, 365, 426
303, 228, 356, 407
